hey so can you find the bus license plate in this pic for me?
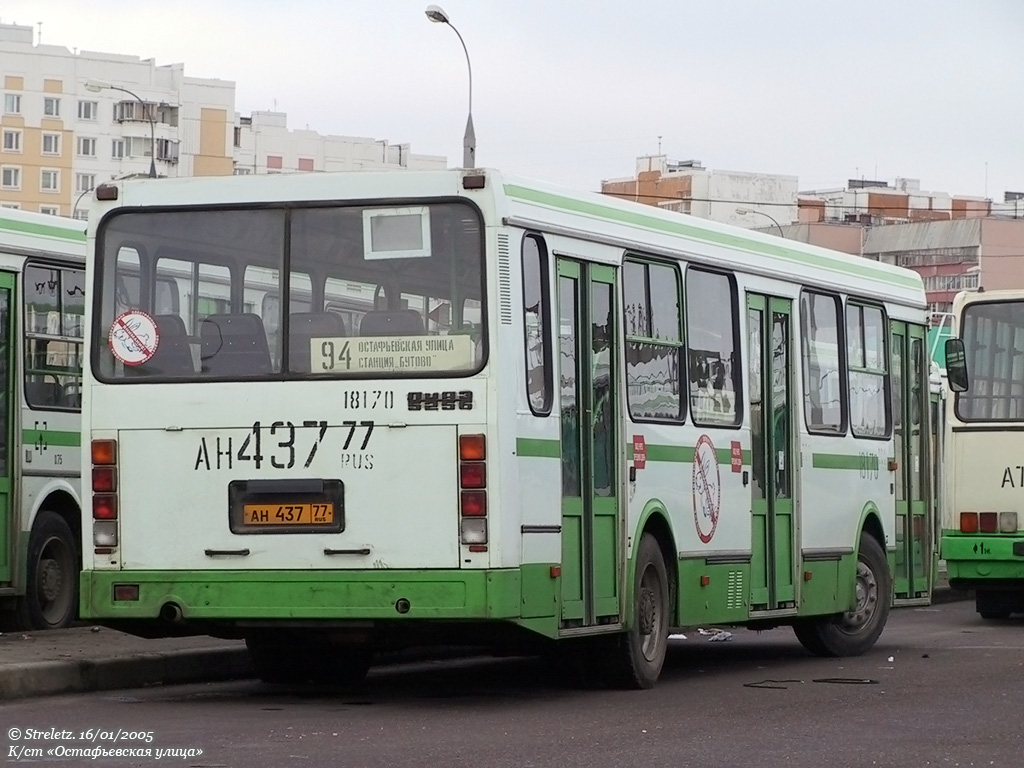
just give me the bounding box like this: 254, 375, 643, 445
242, 502, 335, 526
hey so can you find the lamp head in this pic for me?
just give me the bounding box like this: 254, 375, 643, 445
735, 208, 751, 215
425, 4, 449, 23
84, 80, 108, 93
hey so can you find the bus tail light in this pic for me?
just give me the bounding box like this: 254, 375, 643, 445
1000, 512, 1018, 533
92, 438, 119, 549
979, 512, 998, 534
459, 433, 487, 547
960, 512, 979, 533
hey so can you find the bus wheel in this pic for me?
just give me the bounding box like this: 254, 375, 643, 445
16, 511, 78, 630
976, 591, 1012, 620
792, 533, 890, 657
603, 533, 669, 689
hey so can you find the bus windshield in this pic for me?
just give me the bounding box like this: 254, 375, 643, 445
956, 299, 1024, 421
93, 201, 485, 381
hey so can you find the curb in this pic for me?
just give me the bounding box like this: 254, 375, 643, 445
0, 647, 252, 701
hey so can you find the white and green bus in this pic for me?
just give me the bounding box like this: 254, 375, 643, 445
0, 208, 86, 630
942, 289, 1024, 619
80, 169, 934, 688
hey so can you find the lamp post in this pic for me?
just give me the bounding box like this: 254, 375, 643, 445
425, 4, 475, 169
85, 79, 157, 178
736, 207, 785, 238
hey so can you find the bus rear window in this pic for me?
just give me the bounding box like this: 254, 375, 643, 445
956, 300, 1024, 421
93, 202, 486, 381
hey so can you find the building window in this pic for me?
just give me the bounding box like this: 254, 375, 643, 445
521, 234, 551, 415
233, 126, 242, 147
2, 129, 21, 153
846, 302, 890, 438
39, 206, 59, 216
73, 209, 88, 221
43, 97, 61, 118
298, 157, 315, 172
624, 258, 685, 421
114, 100, 154, 122
266, 155, 283, 170
40, 169, 60, 192
111, 139, 125, 159
1, 167, 21, 190
800, 291, 846, 434
4, 94, 21, 114
77, 136, 97, 157
77, 100, 98, 120
125, 136, 152, 159
0, 202, 20, 210
42, 133, 61, 156
156, 138, 179, 163
685, 267, 740, 425
233, 167, 252, 176
76, 173, 95, 193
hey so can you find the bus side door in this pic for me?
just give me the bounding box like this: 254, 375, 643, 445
0, 271, 13, 584
556, 259, 622, 628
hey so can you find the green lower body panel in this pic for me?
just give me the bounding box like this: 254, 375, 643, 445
81, 567, 554, 626
942, 532, 1024, 584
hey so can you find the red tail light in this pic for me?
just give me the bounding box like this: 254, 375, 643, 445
93, 495, 118, 520
979, 512, 998, 533
92, 467, 117, 493
460, 462, 486, 489
461, 490, 487, 516
960, 512, 979, 533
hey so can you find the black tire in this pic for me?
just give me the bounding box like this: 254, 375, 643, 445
12, 511, 79, 630
602, 533, 670, 689
791, 533, 891, 657
976, 591, 1012, 621
246, 635, 372, 686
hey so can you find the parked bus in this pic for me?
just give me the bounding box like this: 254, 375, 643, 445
0, 208, 85, 630
80, 169, 934, 688
942, 289, 1024, 619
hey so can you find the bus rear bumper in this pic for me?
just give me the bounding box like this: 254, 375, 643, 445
80, 568, 539, 624
941, 533, 1024, 586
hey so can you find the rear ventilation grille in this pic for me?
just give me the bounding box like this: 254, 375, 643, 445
497, 233, 513, 325
727, 570, 744, 610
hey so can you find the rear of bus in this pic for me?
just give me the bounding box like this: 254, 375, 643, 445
80, 171, 502, 678
943, 289, 1024, 619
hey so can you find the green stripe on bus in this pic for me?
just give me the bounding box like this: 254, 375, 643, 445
504, 184, 920, 290
516, 438, 561, 458
0, 216, 85, 243
627, 442, 751, 465
811, 453, 878, 470
22, 429, 81, 447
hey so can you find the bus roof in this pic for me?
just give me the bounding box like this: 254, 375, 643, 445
95, 168, 924, 308
0, 207, 85, 260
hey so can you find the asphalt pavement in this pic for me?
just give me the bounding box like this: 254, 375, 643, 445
0, 571, 968, 701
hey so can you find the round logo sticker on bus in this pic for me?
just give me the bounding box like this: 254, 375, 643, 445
692, 434, 721, 544
109, 310, 159, 366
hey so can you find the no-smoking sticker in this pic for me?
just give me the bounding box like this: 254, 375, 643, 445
109, 310, 159, 366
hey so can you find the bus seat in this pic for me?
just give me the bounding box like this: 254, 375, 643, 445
25, 380, 64, 408
359, 310, 424, 337
136, 314, 194, 376
200, 313, 273, 376
289, 311, 347, 373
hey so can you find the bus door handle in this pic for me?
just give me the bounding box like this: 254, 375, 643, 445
204, 549, 250, 557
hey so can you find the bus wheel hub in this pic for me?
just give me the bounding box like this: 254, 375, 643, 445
639, 587, 656, 635
39, 559, 62, 602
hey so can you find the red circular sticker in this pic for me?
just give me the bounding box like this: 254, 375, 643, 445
109, 310, 160, 366
692, 434, 721, 544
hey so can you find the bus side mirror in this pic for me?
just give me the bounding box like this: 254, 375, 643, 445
944, 338, 969, 393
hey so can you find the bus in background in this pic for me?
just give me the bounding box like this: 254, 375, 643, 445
943, 289, 1024, 619
80, 169, 934, 688
0, 208, 85, 630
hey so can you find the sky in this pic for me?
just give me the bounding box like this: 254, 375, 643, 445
4, 0, 1023, 198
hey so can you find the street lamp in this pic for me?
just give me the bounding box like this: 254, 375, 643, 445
736, 207, 785, 238
425, 4, 475, 169
85, 79, 157, 178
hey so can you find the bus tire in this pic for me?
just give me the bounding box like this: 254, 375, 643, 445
792, 532, 890, 657
15, 511, 79, 631
603, 533, 669, 689
976, 591, 1012, 620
